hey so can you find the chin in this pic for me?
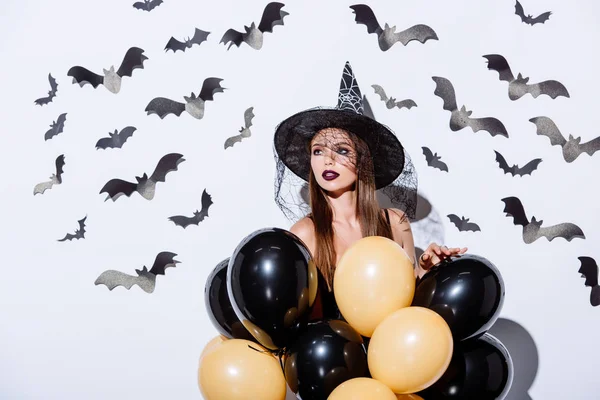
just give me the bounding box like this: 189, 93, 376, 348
318, 179, 355, 192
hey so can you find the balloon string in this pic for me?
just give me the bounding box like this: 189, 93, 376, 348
277, 348, 285, 371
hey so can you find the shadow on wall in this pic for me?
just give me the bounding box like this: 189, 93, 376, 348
488, 318, 539, 400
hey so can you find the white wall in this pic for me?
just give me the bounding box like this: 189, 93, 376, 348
1, 0, 598, 398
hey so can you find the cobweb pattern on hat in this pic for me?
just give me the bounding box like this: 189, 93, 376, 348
338, 63, 365, 114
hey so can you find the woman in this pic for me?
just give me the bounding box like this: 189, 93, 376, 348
273, 61, 466, 299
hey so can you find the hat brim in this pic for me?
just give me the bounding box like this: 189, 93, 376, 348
273, 107, 405, 189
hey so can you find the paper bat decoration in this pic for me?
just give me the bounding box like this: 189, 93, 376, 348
44, 113, 67, 141
67, 47, 148, 94
578, 257, 600, 307
372, 85, 417, 110
515, 0, 551, 26
447, 214, 481, 232
494, 150, 542, 177
133, 0, 163, 11
225, 107, 255, 149
432, 76, 509, 138
220, 2, 288, 50
58, 216, 87, 242
100, 153, 185, 201
145, 77, 225, 119
34, 73, 58, 106
95, 251, 180, 293
483, 54, 569, 100
529, 116, 600, 163
501, 196, 585, 244
165, 28, 210, 53
34, 154, 65, 195
349, 4, 438, 51
95, 126, 137, 150
422, 147, 448, 172
168, 189, 214, 228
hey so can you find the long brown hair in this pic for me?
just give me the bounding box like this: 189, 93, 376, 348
308, 129, 394, 289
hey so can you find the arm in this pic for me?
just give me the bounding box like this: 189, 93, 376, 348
387, 208, 427, 279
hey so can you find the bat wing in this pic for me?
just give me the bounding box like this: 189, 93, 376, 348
34, 73, 58, 105
99, 179, 138, 201
466, 116, 509, 138
514, 0, 526, 21
533, 80, 570, 99
149, 153, 185, 183
483, 54, 515, 82
243, 107, 255, 128
501, 196, 529, 227
432, 158, 448, 172
529, 117, 567, 147
145, 97, 186, 119
579, 136, 600, 157
168, 215, 198, 228
198, 189, 213, 220
116, 47, 148, 78
538, 223, 585, 242
224, 134, 244, 149
148, 251, 179, 276
395, 24, 438, 46
220, 29, 244, 49
117, 126, 136, 143
515, 158, 543, 176
422, 146, 434, 163
165, 37, 187, 53
432, 77, 458, 111
371, 84, 389, 102
257, 2, 289, 33
67, 66, 104, 88
531, 11, 552, 25
578, 256, 599, 285
395, 99, 417, 109
199, 78, 226, 101
95, 136, 115, 150
44, 113, 67, 141
132, 2, 146, 10
33, 180, 55, 195
190, 28, 211, 45
94, 270, 154, 293
55, 154, 66, 181
464, 222, 481, 232
494, 150, 512, 174
349, 4, 382, 35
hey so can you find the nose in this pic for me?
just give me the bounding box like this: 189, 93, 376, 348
323, 150, 335, 166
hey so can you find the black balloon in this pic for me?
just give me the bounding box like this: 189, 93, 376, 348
284, 320, 369, 400
412, 253, 505, 341
204, 258, 255, 341
227, 227, 317, 350
419, 333, 514, 400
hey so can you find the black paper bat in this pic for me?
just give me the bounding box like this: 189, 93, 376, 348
494, 150, 542, 177
349, 4, 438, 51
432, 76, 508, 138
133, 0, 163, 11
67, 47, 148, 94
372, 85, 417, 110
58, 216, 87, 242
100, 153, 185, 201
34, 154, 65, 195
145, 78, 225, 119
422, 147, 448, 172
447, 214, 481, 232
165, 28, 210, 53
168, 189, 214, 228
95, 251, 179, 293
220, 2, 288, 50
95, 126, 137, 150
34, 73, 58, 106
578, 256, 600, 307
225, 107, 255, 149
44, 113, 67, 141
483, 54, 568, 100
529, 116, 600, 163
515, 0, 551, 26
501, 196, 585, 244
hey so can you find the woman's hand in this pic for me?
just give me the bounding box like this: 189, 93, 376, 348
418, 242, 468, 272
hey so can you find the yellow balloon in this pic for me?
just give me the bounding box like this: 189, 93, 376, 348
334, 236, 415, 337
396, 394, 424, 400
197, 339, 286, 400
199, 335, 228, 361
328, 377, 397, 399
368, 307, 453, 394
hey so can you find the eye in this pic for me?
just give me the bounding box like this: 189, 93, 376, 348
336, 147, 350, 155
312, 148, 322, 156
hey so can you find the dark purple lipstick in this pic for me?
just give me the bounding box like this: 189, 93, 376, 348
322, 170, 339, 181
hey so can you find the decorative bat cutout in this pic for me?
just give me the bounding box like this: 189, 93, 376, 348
100, 153, 185, 201
165, 28, 210, 53
501, 196, 585, 244
67, 47, 148, 94
145, 77, 225, 119
515, 0, 551, 26
447, 214, 481, 232
133, 0, 163, 11
494, 150, 542, 177
95, 126, 137, 150
220, 2, 288, 50
422, 146, 448, 172
34, 154, 65, 195
372, 85, 417, 110
95, 251, 180, 293
578, 257, 600, 307
529, 116, 600, 163
483, 54, 569, 100
34, 73, 58, 106
349, 4, 438, 51
432, 76, 508, 138
58, 216, 87, 242
225, 107, 255, 149
44, 113, 67, 141
168, 189, 213, 228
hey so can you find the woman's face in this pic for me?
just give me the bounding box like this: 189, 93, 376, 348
310, 128, 357, 193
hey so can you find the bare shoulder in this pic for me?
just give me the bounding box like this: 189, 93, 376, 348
289, 217, 316, 255
387, 208, 411, 230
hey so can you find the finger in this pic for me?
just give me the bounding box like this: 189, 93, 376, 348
461, 247, 468, 253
